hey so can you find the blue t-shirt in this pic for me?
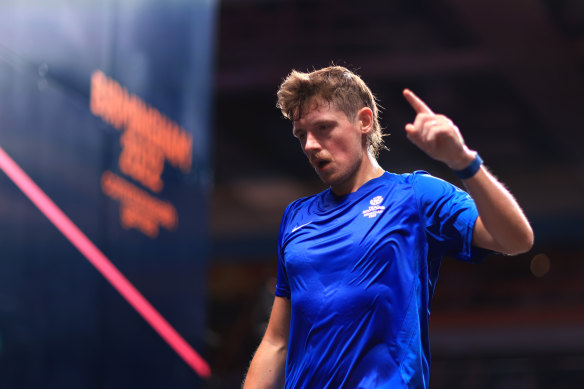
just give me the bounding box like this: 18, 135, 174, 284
275, 171, 489, 388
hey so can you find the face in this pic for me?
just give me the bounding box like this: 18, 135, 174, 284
292, 99, 370, 193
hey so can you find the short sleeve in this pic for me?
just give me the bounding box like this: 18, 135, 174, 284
411, 171, 492, 263
275, 204, 292, 298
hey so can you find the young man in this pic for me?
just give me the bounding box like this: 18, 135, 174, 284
243, 66, 533, 388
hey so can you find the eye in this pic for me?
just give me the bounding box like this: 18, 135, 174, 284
293, 131, 306, 141
317, 122, 334, 132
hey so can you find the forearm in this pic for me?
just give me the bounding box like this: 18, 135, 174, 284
401, 89, 533, 254
243, 338, 287, 389
462, 163, 534, 255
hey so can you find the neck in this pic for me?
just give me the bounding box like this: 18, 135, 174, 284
331, 151, 384, 196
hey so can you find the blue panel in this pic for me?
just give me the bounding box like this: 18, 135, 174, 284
0, 1, 216, 387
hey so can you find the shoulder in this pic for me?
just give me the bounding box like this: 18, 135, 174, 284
399, 170, 445, 186
390, 171, 473, 219
284, 191, 321, 214
401, 170, 467, 197
378, 170, 444, 188
280, 189, 325, 226
375, 170, 451, 198
278, 191, 324, 245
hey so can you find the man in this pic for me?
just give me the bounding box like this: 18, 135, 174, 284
243, 66, 533, 388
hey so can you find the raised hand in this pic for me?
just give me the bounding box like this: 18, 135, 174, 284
403, 89, 475, 170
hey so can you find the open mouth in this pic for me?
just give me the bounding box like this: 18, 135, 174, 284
315, 160, 330, 171
310, 155, 331, 171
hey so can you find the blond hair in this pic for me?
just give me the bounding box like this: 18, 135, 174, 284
276, 66, 386, 157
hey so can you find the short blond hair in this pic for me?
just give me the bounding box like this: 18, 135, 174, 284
276, 66, 386, 157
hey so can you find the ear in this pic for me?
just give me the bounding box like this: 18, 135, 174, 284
356, 107, 374, 135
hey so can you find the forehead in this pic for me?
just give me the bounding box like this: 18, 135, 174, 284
292, 98, 348, 129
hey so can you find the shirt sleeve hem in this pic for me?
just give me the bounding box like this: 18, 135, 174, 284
275, 288, 290, 298
457, 214, 496, 263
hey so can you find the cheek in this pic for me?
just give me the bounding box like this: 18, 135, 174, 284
336, 137, 363, 159
322, 127, 362, 158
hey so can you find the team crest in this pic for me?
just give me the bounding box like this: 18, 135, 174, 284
362, 196, 385, 218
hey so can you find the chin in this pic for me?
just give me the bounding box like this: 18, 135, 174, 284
319, 173, 344, 188
315, 172, 333, 186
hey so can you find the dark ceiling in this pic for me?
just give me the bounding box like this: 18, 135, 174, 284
211, 0, 584, 255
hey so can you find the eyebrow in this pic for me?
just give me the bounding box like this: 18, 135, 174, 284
292, 118, 336, 137
292, 125, 303, 137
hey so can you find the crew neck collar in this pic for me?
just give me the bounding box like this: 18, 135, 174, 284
325, 171, 389, 203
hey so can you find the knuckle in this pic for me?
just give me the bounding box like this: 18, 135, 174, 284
436, 115, 453, 126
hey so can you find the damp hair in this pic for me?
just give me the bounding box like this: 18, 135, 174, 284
276, 65, 387, 157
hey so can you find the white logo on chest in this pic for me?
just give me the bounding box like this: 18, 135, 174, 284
362, 196, 385, 218
292, 221, 312, 233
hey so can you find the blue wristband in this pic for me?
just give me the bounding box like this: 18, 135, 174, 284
453, 153, 483, 179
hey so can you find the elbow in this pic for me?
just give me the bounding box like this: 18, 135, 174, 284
502, 226, 535, 256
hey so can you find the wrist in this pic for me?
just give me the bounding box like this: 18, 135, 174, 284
447, 148, 476, 170
452, 152, 483, 180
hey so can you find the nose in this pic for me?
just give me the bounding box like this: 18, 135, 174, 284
303, 131, 321, 153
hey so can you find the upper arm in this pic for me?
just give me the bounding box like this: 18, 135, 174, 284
412, 171, 481, 260
472, 216, 504, 253
263, 296, 291, 348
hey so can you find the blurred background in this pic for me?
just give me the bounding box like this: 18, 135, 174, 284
1, 0, 584, 388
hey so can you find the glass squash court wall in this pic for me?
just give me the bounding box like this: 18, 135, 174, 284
0, 1, 216, 387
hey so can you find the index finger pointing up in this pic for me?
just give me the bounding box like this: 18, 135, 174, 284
403, 89, 434, 115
